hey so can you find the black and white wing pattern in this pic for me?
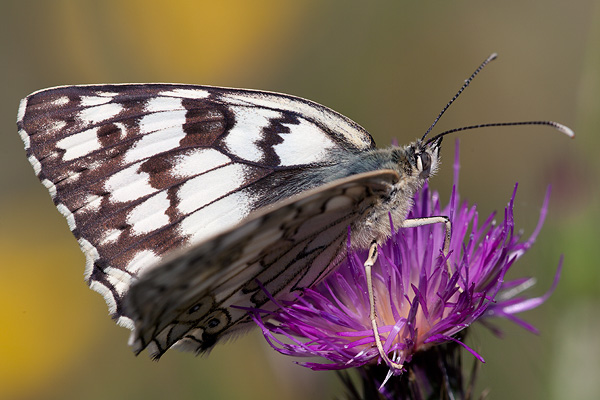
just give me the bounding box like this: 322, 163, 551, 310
126, 170, 398, 357
17, 84, 392, 355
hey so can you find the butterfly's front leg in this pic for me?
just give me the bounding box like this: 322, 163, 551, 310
402, 216, 452, 271
364, 215, 452, 371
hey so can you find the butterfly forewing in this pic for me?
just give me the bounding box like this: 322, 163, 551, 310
17, 84, 377, 331
125, 170, 398, 357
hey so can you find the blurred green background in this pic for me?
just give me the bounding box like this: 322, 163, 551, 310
1, 1, 598, 399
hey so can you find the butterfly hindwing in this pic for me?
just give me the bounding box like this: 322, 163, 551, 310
124, 170, 399, 357
18, 84, 377, 329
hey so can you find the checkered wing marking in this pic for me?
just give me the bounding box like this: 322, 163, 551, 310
17, 84, 376, 328
124, 170, 399, 358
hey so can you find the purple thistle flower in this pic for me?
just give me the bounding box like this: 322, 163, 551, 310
248, 143, 562, 380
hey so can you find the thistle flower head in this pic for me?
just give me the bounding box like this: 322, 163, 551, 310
248, 144, 561, 378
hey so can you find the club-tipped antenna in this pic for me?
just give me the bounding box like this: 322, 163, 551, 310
424, 120, 575, 146
421, 53, 498, 142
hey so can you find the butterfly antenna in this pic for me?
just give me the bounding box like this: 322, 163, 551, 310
425, 120, 575, 146
421, 53, 498, 142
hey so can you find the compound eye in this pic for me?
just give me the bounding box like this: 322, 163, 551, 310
417, 152, 431, 178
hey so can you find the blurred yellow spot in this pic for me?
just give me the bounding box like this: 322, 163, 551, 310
0, 202, 105, 398
59, 1, 308, 80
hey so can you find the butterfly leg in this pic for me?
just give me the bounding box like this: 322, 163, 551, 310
364, 216, 452, 371
364, 241, 404, 370
402, 216, 452, 275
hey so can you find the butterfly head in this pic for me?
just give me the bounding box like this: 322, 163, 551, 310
396, 136, 442, 186
413, 137, 442, 180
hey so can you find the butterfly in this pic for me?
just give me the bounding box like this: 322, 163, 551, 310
17, 54, 573, 361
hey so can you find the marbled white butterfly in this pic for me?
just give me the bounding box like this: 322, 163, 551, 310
17, 54, 573, 361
